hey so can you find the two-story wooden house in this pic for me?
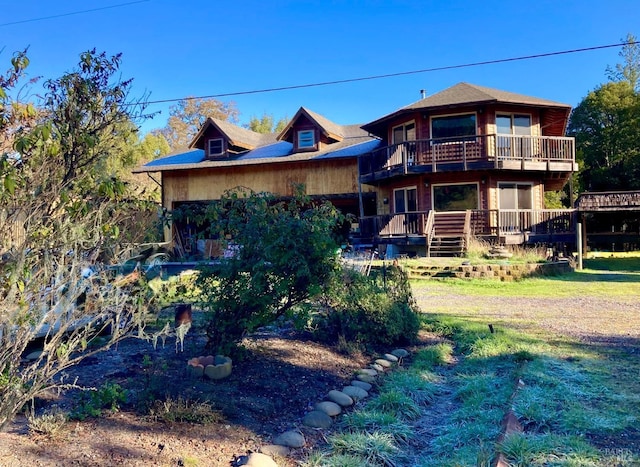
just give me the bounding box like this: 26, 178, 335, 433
135, 82, 578, 258
357, 82, 577, 256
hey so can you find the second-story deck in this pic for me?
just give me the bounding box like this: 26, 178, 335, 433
359, 134, 576, 183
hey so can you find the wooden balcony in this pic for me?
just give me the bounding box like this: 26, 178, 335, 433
358, 209, 577, 246
358, 134, 576, 183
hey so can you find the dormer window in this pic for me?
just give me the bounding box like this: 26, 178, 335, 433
207, 138, 224, 157
297, 129, 316, 150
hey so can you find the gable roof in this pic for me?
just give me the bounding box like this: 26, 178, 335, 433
189, 117, 276, 151
362, 82, 572, 136
134, 123, 379, 173
278, 107, 345, 143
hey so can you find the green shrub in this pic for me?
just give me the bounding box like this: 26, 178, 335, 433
70, 382, 127, 420
314, 265, 420, 347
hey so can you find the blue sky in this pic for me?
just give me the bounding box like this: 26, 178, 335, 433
2, 1, 639, 134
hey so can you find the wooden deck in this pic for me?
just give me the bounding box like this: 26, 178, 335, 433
359, 134, 576, 182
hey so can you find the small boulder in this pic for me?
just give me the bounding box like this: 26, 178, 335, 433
260, 444, 290, 457
327, 390, 354, 407
356, 373, 375, 383
273, 430, 305, 448
351, 380, 372, 391
358, 368, 378, 376
342, 385, 368, 401
370, 363, 384, 372
244, 452, 278, 467
315, 401, 342, 416
384, 353, 399, 362
391, 349, 410, 358
303, 410, 333, 428
374, 358, 392, 368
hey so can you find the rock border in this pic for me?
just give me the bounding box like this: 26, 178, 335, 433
234, 348, 410, 466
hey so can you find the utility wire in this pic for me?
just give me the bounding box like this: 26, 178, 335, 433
0, 0, 150, 27
141, 41, 638, 106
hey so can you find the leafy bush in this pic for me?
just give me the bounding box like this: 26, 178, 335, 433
314, 265, 420, 347
70, 382, 127, 420
186, 186, 345, 354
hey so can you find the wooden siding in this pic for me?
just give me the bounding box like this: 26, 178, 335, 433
162, 158, 371, 208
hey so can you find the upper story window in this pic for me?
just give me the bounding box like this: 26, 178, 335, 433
496, 114, 531, 136
207, 138, 224, 157
392, 121, 416, 144
297, 129, 316, 149
431, 113, 476, 141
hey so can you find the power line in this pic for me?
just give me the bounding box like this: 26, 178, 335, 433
142, 41, 638, 106
0, 0, 150, 27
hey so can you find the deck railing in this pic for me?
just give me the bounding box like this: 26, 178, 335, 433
358, 134, 575, 179
358, 209, 576, 241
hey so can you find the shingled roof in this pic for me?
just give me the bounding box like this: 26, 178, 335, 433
362, 82, 571, 136
278, 107, 346, 143
189, 117, 276, 151
576, 191, 640, 212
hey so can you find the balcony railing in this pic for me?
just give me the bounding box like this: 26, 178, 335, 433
359, 134, 575, 181
358, 209, 576, 241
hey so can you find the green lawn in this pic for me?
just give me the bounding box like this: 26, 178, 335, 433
410, 256, 640, 466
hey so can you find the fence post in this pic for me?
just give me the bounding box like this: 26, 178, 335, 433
576, 222, 583, 270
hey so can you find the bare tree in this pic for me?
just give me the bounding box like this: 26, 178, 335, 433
0, 50, 163, 430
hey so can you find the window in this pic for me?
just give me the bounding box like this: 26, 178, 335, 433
433, 183, 478, 211
431, 114, 476, 141
498, 183, 532, 210
208, 138, 224, 157
297, 129, 316, 149
496, 114, 531, 135
498, 182, 533, 233
496, 114, 532, 159
392, 121, 416, 144
392, 121, 417, 165
393, 187, 417, 213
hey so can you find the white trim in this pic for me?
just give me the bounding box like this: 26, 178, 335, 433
431, 182, 480, 211
207, 138, 224, 157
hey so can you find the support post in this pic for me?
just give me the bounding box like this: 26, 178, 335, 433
576, 222, 583, 270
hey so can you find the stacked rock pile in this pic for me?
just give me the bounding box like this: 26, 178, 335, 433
234, 348, 410, 467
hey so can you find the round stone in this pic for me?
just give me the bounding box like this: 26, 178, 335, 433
384, 353, 399, 362
260, 445, 290, 457
303, 410, 333, 428
272, 430, 305, 448
392, 348, 410, 358
327, 390, 354, 407
351, 380, 372, 391
244, 452, 278, 467
315, 401, 342, 416
370, 363, 384, 372
358, 368, 378, 376
356, 373, 375, 383
342, 385, 369, 401
375, 358, 392, 368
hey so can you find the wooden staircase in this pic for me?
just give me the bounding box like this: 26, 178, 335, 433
426, 211, 471, 257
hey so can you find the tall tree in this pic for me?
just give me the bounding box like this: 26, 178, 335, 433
606, 34, 640, 91
160, 97, 239, 150
246, 113, 288, 134
568, 35, 640, 192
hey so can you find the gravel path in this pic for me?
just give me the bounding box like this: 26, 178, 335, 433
412, 284, 640, 351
